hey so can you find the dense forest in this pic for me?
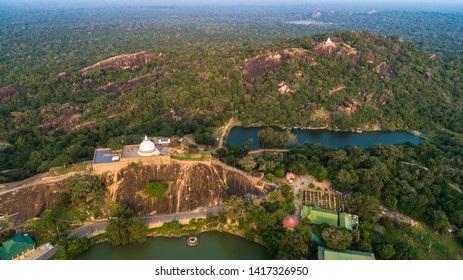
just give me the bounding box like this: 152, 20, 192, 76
1, 6, 463, 180
1, 4, 463, 260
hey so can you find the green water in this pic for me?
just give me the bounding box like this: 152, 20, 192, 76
227, 126, 423, 149
75, 232, 270, 260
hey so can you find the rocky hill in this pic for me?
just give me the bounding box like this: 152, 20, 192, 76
0, 161, 266, 226
112, 161, 265, 216
80, 51, 158, 76
1, 31, 463, 175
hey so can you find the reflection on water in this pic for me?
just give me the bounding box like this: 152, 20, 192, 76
75, 231, 270, 260
227, 127, 422, 149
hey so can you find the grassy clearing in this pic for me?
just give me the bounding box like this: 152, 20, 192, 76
171, 151, 211, 161
373, 222, 463, 259
48, 161, 90, 176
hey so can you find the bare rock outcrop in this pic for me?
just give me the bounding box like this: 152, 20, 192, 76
39, 111, 82, 132
0, 86, 27, 101
69, 121, 99, 133
283, 48, 308, 58
55, 72, 70, 83
114, 162, 265, 216
335, 45, 361, 63
240, 53, 288, 80
0, 161, 265, 227
0, 182, 67, 226
81, 51, 158, 76
376, 62, 395, 80
312, 9, 322, 18
96, 72, 163, 95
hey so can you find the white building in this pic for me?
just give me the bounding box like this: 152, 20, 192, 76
138, 135, 161, 156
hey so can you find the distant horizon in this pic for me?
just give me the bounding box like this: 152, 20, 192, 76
1, 0, 463, 11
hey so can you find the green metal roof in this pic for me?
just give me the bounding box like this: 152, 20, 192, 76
318, 246, 375, 260
301, 206, 310, 219
0, 234, 36, 260
303, 206, 338, 227
339, 213, 359, 230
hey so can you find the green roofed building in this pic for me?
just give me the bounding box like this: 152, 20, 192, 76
302, 206, 338, 227
0, 234, 36, 260
339, 213, 359, 231
318, 246, 375, 260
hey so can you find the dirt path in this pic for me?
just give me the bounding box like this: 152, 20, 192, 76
0, 171, 87, 196
211, 159, 276, 190
248, 148, 290, 155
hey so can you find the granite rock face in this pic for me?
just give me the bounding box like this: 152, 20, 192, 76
113, 162, 264, 215
81, 51, 158, 76
0, 182, 67, 226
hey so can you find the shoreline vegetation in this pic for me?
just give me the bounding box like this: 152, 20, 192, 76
222, 119, 424, 137
80, 227, 266, 257
67, 216, 268, 260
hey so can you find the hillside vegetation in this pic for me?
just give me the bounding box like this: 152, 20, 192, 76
1, 29, 463, 177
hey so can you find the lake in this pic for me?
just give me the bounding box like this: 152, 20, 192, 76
226, 127, 423, 149
75, 231, 270, 260
285, 20, 333, 26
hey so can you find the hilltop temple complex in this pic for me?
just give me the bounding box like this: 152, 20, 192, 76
92, 135, 172, 174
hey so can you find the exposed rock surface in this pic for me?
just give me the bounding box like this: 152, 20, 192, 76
283, 48, 308, 58
313, 41, 338, 57
0, 162, 265, 226
69, 121, 100, 133
39, 111, 82, 132
96, 72, 163, 95
0, 182, 67, 226
113, 162, 265, 216
376, 62, 395, 80
81, 51, 157, 76
0, 86, 27, 101
312, 9, 322, 18
335, 45, 361, 63
55, 72, 70, 83
241, 53, 288, 80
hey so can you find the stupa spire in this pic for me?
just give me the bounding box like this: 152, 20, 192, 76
326, 37, 333, 44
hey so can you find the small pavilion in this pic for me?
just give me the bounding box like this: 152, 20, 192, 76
0, 234, 36, 260
282, 215, 300, 230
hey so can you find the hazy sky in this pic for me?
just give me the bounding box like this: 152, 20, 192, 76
1, 0, 463, 12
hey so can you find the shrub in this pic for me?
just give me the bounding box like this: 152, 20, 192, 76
321, 227, 353, 250
145, 182, 168, 198
266, 173, 276, 181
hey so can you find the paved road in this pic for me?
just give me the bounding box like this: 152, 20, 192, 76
68, 205, 224, 238
22, 243, 60, 260
35, 245, 60, 260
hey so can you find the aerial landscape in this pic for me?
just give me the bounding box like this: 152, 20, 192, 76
1, 0, 463, 262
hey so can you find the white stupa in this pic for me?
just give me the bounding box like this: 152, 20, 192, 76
138, 135, 160, 156
326, 37, 333, 44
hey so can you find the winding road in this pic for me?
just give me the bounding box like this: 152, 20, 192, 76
68, 205, 224, 238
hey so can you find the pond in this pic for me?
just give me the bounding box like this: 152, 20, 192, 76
226, 126, 423, 149
75, 231, 270, 260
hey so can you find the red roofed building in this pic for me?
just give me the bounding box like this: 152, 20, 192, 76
282, 215, 300, 230
286, 172, 296, 182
